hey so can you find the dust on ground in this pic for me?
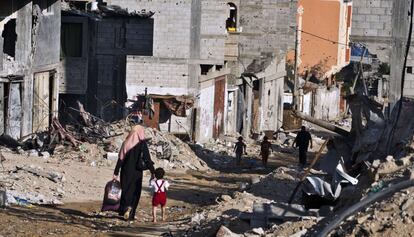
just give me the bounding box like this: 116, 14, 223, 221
0, 137, 299, 237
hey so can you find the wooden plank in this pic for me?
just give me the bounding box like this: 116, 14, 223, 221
33, 72, 50, 132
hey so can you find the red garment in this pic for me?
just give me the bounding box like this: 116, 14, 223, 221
152, 180, 167, 207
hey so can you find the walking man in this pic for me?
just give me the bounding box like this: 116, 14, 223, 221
292, 126, 313, 168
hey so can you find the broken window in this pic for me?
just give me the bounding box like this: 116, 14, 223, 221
36, 0, 53, 14
61, 23, 83, 58
226, 3, 237, 32
2, 19, 17, 58
200, 64, 214, 75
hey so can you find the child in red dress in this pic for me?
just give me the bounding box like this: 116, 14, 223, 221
150, 168, 170, 222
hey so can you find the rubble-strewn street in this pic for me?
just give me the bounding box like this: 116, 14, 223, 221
1, 0, 414, 236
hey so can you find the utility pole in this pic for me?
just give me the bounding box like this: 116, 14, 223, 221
293, 6, 304, 110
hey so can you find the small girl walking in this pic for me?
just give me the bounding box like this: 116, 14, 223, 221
150, 168, 170, 222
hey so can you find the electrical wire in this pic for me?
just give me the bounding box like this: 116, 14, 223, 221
299, 29, 349, 46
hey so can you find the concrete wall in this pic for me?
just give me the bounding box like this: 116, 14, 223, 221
108, 0, 227, 64
238, 0, 296, 68
351, 0, 393, 62
109, 0, 192, 59
33, 1, 61, 71
0, 0, 61, 138
59, 15, 154, 120
198, 80, 215, 143
259, 58, 285, 131
59, 16, 88, 94
389, 0, 414, 107
126, 56, 189, 96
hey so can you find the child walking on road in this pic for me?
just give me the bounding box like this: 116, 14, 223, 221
234, 136, 247, 165
260, 136, 273, 167
150, 168, 170, 223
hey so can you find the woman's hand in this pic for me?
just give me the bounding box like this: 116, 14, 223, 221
113, 174, 119, 180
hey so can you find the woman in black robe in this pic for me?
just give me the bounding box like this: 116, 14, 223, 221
113, 125, 155, 220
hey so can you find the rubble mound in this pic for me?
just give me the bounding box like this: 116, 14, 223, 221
145, 128, 209, 171
1, 165, 65, 205
247, 166, 299, 202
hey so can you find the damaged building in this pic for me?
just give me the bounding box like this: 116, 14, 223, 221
351, 0, 414, 110
0, 0, 61, 139
106, 0, 297, 143
59, 3, 154, 122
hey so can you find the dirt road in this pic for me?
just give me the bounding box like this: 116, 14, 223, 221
0, 149, 298, 237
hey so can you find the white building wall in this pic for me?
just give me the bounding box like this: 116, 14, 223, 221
126, 56, 189, 97
198, 81, 215, 143
313, 87, 341, 121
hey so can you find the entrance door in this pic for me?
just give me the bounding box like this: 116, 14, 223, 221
33, 71, 53, 132
213, 76, 225, 138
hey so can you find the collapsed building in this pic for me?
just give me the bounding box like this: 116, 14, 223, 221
104, 0, 297, 143
0, 0, 61, 139
351, 0, 414, 110
58, 3, 154, 123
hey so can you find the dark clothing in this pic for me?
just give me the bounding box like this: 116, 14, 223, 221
234, 141, 246, 165
294, 131, 312, 150
114, 141, 155, 220
299, 147, 307, 166
260, 141, 272, 167
234, 141, 246, 154
235, 152, 242, 164
294, 131, 312, 167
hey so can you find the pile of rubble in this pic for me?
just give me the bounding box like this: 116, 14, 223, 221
0, 165, 65, 206
145, 128, 208, 171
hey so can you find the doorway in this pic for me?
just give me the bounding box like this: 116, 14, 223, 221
33, 71, 57, 133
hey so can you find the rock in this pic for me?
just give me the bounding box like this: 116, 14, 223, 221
216, 225, 240, 237
289, 229, 308, 237
386, 155, 394, 162
27, 149, 39, 157
251, 227, 265, 235
372, 159, 381, 169
251, 176, 261, 184
357, 215, 370, 224
40, 152, 50, 158
239, 183, 248, 191
220, 194, 233, 202
401, 198, 414, 211
396, 156, 413, 167
191, 212, 205, 225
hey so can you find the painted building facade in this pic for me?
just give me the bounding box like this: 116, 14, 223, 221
296, 0, 352, 78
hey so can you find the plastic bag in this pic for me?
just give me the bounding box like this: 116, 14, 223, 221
101, 180, 121, 212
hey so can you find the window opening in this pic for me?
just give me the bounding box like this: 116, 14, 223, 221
226, 3, 237, 32
61, 23, 83, 58
407, 66, 413, 74
2, 19, 17, 58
